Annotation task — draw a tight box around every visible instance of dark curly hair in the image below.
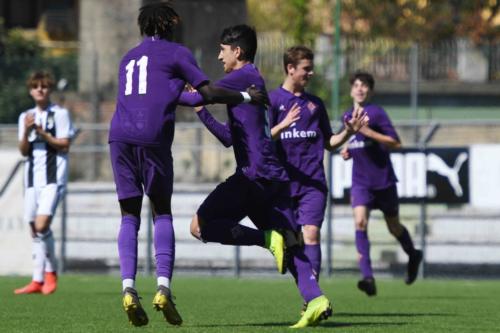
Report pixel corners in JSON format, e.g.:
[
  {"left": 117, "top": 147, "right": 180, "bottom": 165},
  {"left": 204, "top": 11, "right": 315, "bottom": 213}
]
[{"left": 138, "top": 1, "right": 180, "bottom": 40}]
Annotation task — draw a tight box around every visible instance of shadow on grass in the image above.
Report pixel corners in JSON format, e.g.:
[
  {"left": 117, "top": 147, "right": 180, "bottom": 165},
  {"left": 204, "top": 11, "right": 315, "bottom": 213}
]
[
  {"left": 190, "top": 321, "right": 408, "bottom": 328},
  {"left": 384, "top": 296, "right": 484, "bottom": 301},
  {"left": 336, "top": 312, "right": 455, "bottom": 318}
]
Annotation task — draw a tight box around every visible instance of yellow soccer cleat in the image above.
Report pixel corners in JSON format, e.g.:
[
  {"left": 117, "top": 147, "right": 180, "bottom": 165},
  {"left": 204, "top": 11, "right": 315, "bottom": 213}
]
[
  {"left": 152, "top": 285, "right": 183, "bottom": 326},
  {"left": 122, "top": 287, "right": 149, "bottom": 327},
  {"left": 290, "top": 295, "right": 332, "bottom": 328},
  {"left": 264, "top": 229, "right": 287, "bottom": 274}
]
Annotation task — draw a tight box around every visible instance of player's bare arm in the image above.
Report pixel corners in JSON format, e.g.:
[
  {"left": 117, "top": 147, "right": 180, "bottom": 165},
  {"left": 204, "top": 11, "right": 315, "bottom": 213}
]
[
  {"left": 340, "top": 146, "right": 351, "bottom": 160},
  {"left": 19, "top": 114, "right": 35, "bottom": 156},
  {"left": 270, "top": 102, "right": 300, "bottom": 140},
  {"left": 197, "top": 83, "right": 269, "bottom": 106}
]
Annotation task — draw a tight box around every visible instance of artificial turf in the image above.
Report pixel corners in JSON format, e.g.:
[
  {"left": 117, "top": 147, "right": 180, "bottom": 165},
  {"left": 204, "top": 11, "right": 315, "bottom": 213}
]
[{"left": 1, "top": 275, "right": 499, "bottom": 332}]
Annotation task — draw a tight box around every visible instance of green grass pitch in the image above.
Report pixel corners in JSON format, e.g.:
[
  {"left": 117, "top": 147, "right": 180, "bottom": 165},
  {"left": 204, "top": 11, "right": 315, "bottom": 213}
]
[{"left": 1, "top": 275, "right": 499, "bottom": 332}]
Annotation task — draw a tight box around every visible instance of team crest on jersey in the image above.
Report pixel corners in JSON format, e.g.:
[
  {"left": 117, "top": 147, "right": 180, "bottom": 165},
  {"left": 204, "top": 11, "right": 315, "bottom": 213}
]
[
  {"left": 279, "top": 105, "right": 286, "bottom": 112},
  {"left": 307, "top": 101, "right": 317, "bottom": 114}
]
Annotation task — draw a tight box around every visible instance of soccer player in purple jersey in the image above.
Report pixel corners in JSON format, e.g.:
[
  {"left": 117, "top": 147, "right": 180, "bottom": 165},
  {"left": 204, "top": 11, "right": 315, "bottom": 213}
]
[
  {"left": 109, "top": 3, "right": 268, "bottom": 327},
  {"left": 180, "top": 25, "right": 332, "bottom": 328},
  {"left": 340, "top": 71, "right": 423, "bottom": 296},
  {"left": 268, "top": 46, "right": 368, "bottom": 309}
]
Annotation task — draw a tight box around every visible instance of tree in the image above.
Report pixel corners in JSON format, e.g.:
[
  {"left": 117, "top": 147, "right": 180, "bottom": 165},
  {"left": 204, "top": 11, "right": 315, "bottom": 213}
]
[
  {"left": 0, "top": 25, "right": 77, "bottom": 123},
  {"left": 341, "top": 0, "right": 499, "bottom": 43},
  {"left": 247, "top": 0, "right": 500, "bottom": 44},
  {"left": 247, "top": 0, "right": 325, "bottom": 44}
]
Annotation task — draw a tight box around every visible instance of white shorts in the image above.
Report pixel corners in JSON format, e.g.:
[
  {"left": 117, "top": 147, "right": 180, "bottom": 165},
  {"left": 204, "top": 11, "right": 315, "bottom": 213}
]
[{"left": 23, "top": 184, "right": 65, "bottom": 223}]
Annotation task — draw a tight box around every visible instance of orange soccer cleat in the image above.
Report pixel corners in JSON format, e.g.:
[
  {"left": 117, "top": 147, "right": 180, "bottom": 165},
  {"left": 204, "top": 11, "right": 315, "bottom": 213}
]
[
  {"left": 14, "top": 281, "right": 43, "bottom": 295},
  {"left": 41, "top": 272, "right": 58, "bottom": 295}
]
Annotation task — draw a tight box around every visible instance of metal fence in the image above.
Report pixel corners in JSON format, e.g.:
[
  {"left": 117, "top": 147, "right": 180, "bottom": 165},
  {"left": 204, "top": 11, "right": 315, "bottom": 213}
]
[
  {"left": 255, "top": 35, "right": 500, "bottom": 106},
  {"left": 2, "top": 120, "right": 500, "bottom": 183},
  {"left": 2, "top": 33, "right": 500, "bottom": 277},
  {"left": 2, "top": 36, "right": 499, "bottom": 123},
  {"left": 1, "top": 120, "right": 500, "bottom": 277}
]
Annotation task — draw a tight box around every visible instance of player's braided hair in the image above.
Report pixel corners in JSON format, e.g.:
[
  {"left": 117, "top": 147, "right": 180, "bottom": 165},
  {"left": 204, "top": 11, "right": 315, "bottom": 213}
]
[{"left": 138, "top": 1, "right": 180, "bottom": 40}]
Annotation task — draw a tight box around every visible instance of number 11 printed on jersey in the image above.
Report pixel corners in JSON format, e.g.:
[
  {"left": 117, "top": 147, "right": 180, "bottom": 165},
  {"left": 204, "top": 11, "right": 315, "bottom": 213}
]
[{"left": 125, "top": 55, "right": 148, "bottom": 96}]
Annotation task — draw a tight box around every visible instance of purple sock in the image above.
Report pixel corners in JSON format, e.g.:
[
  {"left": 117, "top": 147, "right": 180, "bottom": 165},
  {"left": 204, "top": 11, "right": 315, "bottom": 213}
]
[
  {"left": 396, "top": 227, "right": 416, "bottom": 256},
  {"left": 287, "top": 247, "right": 323, "bottom": 303},
  {"left": 118, "top": 215, "right": 140, "bottom": 280},
  {"left": 304, "top": 244, "right": 322, "bottom": 281},
  {"left": 355, "top": 230, "right": 373, "bottom": 279},
  {"left": 154, "top": 215, "right": 175, "bottom": 279},
  {"left": 201, "top": 220, "right": 264, "bottom": 246}
]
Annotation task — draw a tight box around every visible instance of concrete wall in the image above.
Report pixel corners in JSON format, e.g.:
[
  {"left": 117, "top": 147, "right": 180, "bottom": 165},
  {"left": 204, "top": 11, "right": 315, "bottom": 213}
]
[
  {"left": 78, "top": 0, "right": 142, "bottom": 94},
  {"left": 0, "top": 150, "right": 31, "bottom": 276},
  {"left": 78, "top": 0, "right": 247, "bottom": 96}
]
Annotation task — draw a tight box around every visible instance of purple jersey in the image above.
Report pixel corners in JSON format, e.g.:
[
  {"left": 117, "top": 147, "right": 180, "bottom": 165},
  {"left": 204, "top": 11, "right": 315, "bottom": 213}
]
[
  {"left": 343, "top": 104, "right": 399, "bottom": 189},
  {"left": 109, "top": 37, "right": 209, "bottom": 147},
  {"left": 196, "top": 64, "right": 288, "bottom": 182},
  {"left": 269, "top": 87, "right": 333, "bottom": 195}
]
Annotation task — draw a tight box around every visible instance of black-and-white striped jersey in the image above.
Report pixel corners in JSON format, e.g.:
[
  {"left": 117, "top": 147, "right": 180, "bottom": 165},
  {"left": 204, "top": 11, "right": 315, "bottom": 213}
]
[{"left": 18, "top": 104, "right": 74, "bottom": 188}]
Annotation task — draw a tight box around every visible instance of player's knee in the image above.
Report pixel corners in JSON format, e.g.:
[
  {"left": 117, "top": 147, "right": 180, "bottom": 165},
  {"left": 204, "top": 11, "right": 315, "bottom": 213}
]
[
  {"left": 302, "top": 225, "right": 320, "bottom": 244},
  {"left": 119, "top": 196, "right": 142, "bottom": 217},
  {"left": 190, "top": 214, "right": 203, "bottom": 241},
  {"left": 354, "top": 218, "right": 367, "bottom": 231}
]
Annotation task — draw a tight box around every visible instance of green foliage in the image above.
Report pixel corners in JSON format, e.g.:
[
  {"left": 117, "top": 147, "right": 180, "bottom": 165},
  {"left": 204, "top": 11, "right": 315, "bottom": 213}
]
[
  {"left": 247, "top": 0, "right": 321, "bottom": 45},
  {"left": 340, "top": 0, "right": 499, "bottom": 43},
  {"left": 0, "top": 28, "right": 77, "bottom": 123},
  {"left": 249, "top": 0, "right": 499, "bottom": 44}
]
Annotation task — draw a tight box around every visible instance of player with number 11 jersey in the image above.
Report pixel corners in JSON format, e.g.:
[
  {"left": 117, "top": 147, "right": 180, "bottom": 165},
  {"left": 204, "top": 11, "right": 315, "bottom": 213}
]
[{"left": 108, "top": 2, "right": 268, "bottom": 327}]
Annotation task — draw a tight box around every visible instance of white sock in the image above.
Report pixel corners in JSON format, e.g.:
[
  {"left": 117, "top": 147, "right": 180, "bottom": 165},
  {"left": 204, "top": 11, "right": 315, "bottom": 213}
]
[
  {"left": 32, "top": 236, "right": 45, "bottom": 282},
  {"left": 41, "top": 230, "right": 57, "bottom": 273},
  {"left": 157, "top": 276, "right": 170, "bottom": 289},
  {"left": 122, "top": 278, "right": 135, "bottom": 291}
]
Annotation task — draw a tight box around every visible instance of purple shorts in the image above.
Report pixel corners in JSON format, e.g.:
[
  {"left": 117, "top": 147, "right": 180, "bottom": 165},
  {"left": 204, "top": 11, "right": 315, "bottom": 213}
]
[
  {"left": 109, "top": 141, "right": 173, "bottom": 201},
  {"left": 293, "top": 188, "right": 327, "bottom": 227},
  {"left": 350, "top": 185, "right": 399, "bottom": 216},
  {"left": 198, "top": 173, "right": 298, "bottom": 232}
]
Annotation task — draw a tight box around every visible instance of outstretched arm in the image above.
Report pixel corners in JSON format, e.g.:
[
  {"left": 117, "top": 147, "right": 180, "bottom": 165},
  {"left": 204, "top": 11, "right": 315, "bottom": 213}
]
[
  {"left": 179, "top": 83, "right": 269, "bottom": 107},
  {"left": 178, "top": 91, "right": 204, "bottom": 106},
  {"left": 195, "top": 106, "right": 232, "bottom": 147},
  {"left": 199, "top": 83, "right": 269, "bottom": 106}
]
